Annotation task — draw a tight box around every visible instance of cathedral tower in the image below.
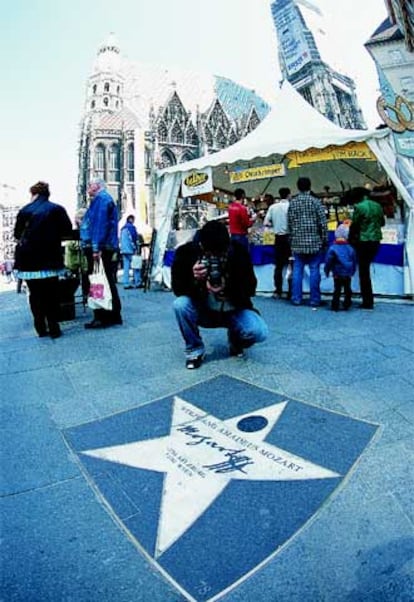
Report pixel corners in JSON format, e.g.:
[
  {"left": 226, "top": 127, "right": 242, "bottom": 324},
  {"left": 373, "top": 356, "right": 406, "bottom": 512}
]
[
  {"left": 271, "top": 0, "right": 365, "bottom": 129},
  {"left": 86, "top": 33, "right": 124, "bottom": 113}
]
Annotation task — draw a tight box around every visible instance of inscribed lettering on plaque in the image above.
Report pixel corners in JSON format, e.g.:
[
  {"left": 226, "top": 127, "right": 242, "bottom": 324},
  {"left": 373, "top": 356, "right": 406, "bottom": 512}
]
[{"left": 64, "top": 375, "right": 377, "bottom": 602}]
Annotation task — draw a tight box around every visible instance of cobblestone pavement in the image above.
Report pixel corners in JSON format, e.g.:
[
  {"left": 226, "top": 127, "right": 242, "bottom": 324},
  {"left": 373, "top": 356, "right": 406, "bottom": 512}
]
[{"left": 1, "top": 284, "right": 413, "bottom": 601}]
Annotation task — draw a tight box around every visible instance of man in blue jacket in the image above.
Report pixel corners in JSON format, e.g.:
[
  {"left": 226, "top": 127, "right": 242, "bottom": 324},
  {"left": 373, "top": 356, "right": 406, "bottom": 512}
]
[{"left": 81, "top": 178, "right": 122, "bottom": 328}]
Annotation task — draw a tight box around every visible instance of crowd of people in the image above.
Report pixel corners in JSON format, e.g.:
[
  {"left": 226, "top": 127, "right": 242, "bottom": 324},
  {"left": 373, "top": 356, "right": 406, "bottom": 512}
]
[
  {"left": 11, "top": 178, "right": 148, "bottom": 338},
  {"left": 261, "top": 178, "right": 385, "bottom": 311},
  {"left": 170, "top": 177, "right": 387, "bottom": 369},
  {"left": 10, "top": 175, "right": 387, "bottom": 370}
]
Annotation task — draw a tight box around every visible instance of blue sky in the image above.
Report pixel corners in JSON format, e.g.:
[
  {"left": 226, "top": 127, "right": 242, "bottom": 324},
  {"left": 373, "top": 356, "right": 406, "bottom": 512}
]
[{"left": 1, "top": 0, "right": 386, "bottom": 216}]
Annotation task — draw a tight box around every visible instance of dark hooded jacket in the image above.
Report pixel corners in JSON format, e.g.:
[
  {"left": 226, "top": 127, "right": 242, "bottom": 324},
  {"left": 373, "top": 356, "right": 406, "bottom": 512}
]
[
  {"left": 14, "top": 196, "right": 72, "bottom": 271},
  {"left": 171, "top": 238, "right": 257, "bottom": 310}
]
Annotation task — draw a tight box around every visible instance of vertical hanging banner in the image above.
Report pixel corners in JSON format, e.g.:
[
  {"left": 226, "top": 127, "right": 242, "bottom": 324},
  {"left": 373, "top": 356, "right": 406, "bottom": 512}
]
[
  {"left": 376, "top": 66, "right": 414, "bottom": 158},
  {"left": 273, "top": 0, "right": 312, "bottom": 76},
  {"left": 181, "top": 167, "right": 213, "bottom": 197}
]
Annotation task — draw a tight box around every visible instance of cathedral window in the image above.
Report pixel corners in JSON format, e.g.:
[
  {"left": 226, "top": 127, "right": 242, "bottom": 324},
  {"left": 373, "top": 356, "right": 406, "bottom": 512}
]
[
  {"left": 108, "top": 143, "right": 121, "bottom": 182},
  {"left": 158, "top": 121, "right": 168, "bottom": 143},
  {"left": 185, "top": 124, "right": 198, "bottom": 146},
  {"left": 91, "top": 100, "right": 95, "bottom": 109},
  {"left": 246, "top": 110, "right": 260, "bottom": 134},
  {"left": 117, "top": 85, "right": 120, "bottom": 94},
  {"left": 144, "top": 148, "right": 151, "bottom": 170},
  {"left": 104, "top": 82, "right": 110, "bottom": 92},
  {"left": 171, "top": 121, "right": 184, "bottom": 144},
  {"left": 300, "top": 87, "right": 312, "bottom": 105},
  {"left": 215, "top": 127, "right": 226, "bottom": 149},
  {"left": 94, "top": 144, "right": 105, "bottom": 179},
  {"left": 168, "top": 92, "right": 186, "bottom": 122},
  {"left": 92, "top": 84, "right": 97, "bottom": 94},
  {"left": 161, "top": 149, "right": 176, "bottom": 168},
  {"left": 115, "top": 100, "right": 119, "bottom": 109},
  {"left": 227, "top": 129, "right": 238, "bottom": 146},
  {"left": 204, "top": 126, "right": 213, "bottom": 148},
  {"left": 103, "top": 97, "right": 109, "bottom": 107},
  {"left": 127, "top": 143, "right": 134, "bottom": 182},
  {"left": 208, "top": 100, "right": 229, "bottom": 131},
  {"left": 180, "top": 151, "right": 194, "bottom": 163}
]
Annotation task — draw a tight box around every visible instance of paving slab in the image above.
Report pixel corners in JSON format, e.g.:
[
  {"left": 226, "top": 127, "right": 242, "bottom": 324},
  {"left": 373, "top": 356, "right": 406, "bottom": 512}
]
[
  {"left": 1, "top": 478, "right": 184, "bottom": 601},
  {"left": 0, "top": 288, "right": 413, "bottom": 601}
]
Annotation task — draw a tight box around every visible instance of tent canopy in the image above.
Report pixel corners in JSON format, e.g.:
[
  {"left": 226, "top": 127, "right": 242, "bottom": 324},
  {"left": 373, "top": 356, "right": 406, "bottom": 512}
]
[
  {"left": 159, "top": 81, "right": 389, "bottom": 195},
  {"left": 153, "top": 82, "right": 414, "bottom": 293}
]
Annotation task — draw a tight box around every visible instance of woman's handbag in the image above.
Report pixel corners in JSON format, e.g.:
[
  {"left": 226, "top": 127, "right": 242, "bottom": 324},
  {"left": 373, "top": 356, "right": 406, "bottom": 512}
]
[
  {"left": 88, "top": 258, "right": 112, "bottom": 311},
  {"left": 131, "top": 253, "right": 142, "bottom": 269}
]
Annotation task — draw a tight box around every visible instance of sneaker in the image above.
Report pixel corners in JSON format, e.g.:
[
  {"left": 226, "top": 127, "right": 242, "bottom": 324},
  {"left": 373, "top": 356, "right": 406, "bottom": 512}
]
[{"left": 185, "top": 355, "right": 204, "bottom": 370}]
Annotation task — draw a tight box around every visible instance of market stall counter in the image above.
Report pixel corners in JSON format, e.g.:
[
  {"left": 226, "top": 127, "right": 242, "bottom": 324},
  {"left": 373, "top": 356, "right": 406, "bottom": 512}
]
[{"left": 162, "top": 225, "right": 405, "bottom": 296}]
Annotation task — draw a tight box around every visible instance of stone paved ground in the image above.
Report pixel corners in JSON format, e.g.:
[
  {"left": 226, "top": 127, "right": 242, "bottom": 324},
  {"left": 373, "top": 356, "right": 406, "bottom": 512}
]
[{"left": 1, "top": 281, "right": 413, "bottom": 601}]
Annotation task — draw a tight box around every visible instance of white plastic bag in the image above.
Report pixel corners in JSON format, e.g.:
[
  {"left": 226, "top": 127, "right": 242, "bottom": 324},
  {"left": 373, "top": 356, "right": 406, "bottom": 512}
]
[
  {"left": 131, "top": 254, "right": 142, "bottom": 269},
  {"left": 88, "top": 258, "right": 112, "bottom": 311}
]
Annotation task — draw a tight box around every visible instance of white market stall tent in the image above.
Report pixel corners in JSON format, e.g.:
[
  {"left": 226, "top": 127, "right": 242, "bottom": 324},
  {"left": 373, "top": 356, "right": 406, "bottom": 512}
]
[{"left": 153, "top": 81, "right": 414, "bottom": 296}]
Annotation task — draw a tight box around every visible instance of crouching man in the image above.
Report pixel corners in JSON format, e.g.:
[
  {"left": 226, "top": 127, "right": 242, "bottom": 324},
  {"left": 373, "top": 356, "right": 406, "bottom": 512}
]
[{"left": 172, "top": 220, "right": 268, "bottom": 369}]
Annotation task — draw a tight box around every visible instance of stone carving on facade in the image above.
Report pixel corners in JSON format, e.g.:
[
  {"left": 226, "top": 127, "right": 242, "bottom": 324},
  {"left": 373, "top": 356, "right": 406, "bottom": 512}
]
[{"left": 77, "top": 35, "right": 270, "bottom": 220}]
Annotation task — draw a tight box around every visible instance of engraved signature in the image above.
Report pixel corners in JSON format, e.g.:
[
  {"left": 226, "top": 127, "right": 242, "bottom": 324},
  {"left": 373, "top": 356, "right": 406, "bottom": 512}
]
[{"left": 177, "top": 425, "right": 254, "bottom": 474}]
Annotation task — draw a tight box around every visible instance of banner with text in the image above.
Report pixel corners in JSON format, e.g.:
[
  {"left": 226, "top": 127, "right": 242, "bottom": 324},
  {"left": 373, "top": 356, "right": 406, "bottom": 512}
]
[
  {"left": 229, "top": 163, "right": 285, "bottom": 184},
  {"left": 274, "top": 0, "right": 312, "bottom": 76},
  {"left": 287, "top": 142, "right": 377, "bottom": 168}
]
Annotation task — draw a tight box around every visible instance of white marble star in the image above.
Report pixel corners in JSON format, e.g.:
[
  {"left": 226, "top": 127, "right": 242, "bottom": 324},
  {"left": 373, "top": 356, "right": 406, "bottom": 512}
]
[{"left": 82, "top": 396, "right": 340, "bottom": 557}]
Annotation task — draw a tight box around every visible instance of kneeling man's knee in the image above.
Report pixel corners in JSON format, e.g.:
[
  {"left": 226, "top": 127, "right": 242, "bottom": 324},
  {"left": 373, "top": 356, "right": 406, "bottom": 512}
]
[{"left": 173, "top": 295, "right": 191, "bottom": 313}]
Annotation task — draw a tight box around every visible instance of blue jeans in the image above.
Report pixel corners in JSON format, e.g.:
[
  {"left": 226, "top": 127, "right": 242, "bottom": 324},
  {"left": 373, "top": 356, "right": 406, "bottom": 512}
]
[
  {"left": 173, "top": 296, "right": 268, "bottom": 359},
  {"left": 122, "top": 254, "right": 141, "bottom": 287},
  {"left": 291, "top": 251, "right": 324, "bottom": 306},
  {"left": 230, "top": 234, "right": 249, "bottom": 250}
]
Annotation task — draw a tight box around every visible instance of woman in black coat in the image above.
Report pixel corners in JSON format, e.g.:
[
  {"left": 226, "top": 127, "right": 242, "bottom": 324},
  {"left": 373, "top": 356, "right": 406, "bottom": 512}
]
[{"left": 14, "top": 181, "right": 72, "bottom": 338}]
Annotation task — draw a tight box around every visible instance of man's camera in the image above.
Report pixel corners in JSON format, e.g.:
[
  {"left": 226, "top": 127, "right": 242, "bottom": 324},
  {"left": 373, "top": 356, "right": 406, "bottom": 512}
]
[{"left": 201, "top": 256, "right": 223, "bottom": 288}]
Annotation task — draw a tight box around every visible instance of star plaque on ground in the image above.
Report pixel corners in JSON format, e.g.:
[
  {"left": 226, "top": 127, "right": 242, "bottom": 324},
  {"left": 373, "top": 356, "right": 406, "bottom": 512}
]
[{"left": 64, "top": 375, "right": 378, "bottom": 602}]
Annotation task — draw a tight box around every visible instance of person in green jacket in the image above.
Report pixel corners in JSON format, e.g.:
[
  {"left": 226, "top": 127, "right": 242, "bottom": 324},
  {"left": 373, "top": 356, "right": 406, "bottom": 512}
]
[{"left": 350, "top": 187, "right": 385, "bottom": 309}]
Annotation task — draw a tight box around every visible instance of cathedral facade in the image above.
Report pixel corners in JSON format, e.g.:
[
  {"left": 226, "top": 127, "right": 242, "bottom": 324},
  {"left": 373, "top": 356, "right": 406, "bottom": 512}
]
[
  {"left": 77, "top": 35, "right": 269, "bottom": 223},
  {"left": 271, "top": 0, "right": 365, "bottom": 129}
]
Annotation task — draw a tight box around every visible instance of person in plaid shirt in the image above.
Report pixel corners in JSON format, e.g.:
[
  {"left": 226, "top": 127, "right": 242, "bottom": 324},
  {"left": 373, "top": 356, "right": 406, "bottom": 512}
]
[{"left": 287, "top": 177, "right": 328, "bottom": 307}]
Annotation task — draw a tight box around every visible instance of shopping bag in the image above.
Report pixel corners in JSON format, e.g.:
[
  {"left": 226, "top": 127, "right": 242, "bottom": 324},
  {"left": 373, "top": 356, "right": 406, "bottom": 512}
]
[
  {"left": 131, "top": 254, "right": 142, "bottom": 269},
  {"left": 88, "top": 258, "right": 112, "bottom": 311}
]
